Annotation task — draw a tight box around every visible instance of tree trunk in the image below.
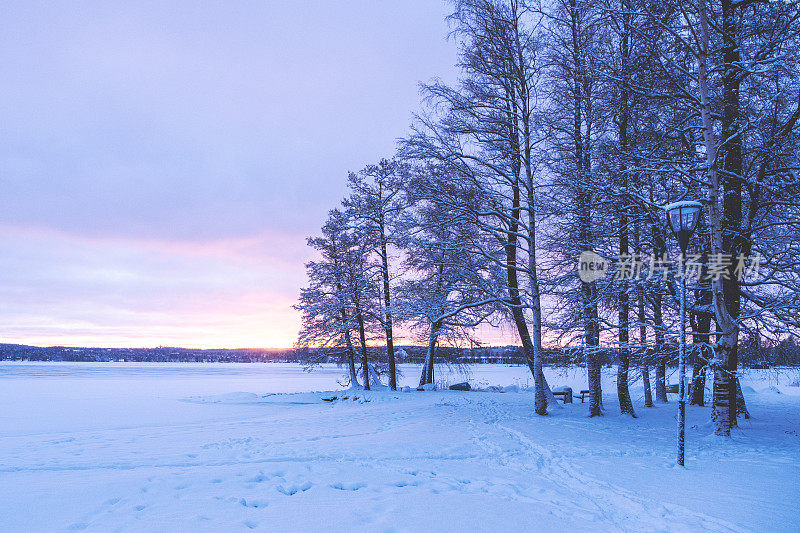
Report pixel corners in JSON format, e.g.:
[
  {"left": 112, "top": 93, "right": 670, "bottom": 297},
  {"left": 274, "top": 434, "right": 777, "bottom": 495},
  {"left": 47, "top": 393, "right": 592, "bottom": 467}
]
[
  {"left": 690, "top": 363, "right": 705, "bottom": 406},
  {"left": 336, "top": 273, "right": 360, "bottom": 388},
  {"left": 427, "top": 341, "right": 435, "bottom": 386},
  {"left": 419, "top": 321, "right": 440, "bottom": 387},
  {"left": 504, "top": 90, "right": 558, "bottom": 411},
  {"left": 712, "top": 368, "right": 731, "bottom": 432},
  {"left": 344, "top": 327, "right": 360, "bottom": 388},
  {"left": 334, "top": 247, "right": 360, "bottom": 388},
  {"left": 690, "top": 298, "right": 712, "bottom": 406},
  {"left": 632, "top": 161, "right": 651, "bottom": 408},
  {"left": 653, "top": 289, "right": 668, "bottom": 403},
  {"left": 617, "top": 260, "right": 635, "bottom": 415},
  {"left": 356, "top": 310, "right": 370, "bottom": 391},
  {"left": 528, "top": 259, "right": 548, "bottom": 415},
  {"left": 569, "top": 0, "right": 601, "bottom": 417},
  {"left": 698, "top": 0, "right": 739, "bottom": 436},
  {"left": 379, "top": 234, "right": 397, "bottom": 390},
  {"left": 522, "top": 72, "right": 548, "bottom": 416},
  {"left": 638, "top": 282, "right": 653, "bottom": 407},
  {"left": 587, "top": 348, "right": 602, "bottom": 417},
  {"left": 523, "top": 130, "right": 548, "bottom": 414},
  {"left": 719, "top": 0, "right": 744, "bottom": 429},
  {"left": 642, "top": 367, "right": 653, "bottom": 408},
  {"left": 735, "top": 377, "right": 750, "bottom": 419},
  {"left": 616, "top": 6, "right": 634, "bottom": 417}
]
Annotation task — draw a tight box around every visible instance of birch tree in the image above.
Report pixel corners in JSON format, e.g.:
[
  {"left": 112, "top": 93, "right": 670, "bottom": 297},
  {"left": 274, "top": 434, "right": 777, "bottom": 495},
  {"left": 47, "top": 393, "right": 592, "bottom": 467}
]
[
  {"left": 295, "top": 209, "right": 373, "bottom": 387},
  {"left": 344, "top": 160, "right": 406, "bottom": 390},
  {"left": 398, "top": 165, "right": 503, "bottom": 386},
  {"left": 538, "top": 0, "right": 605, "bottom": 416},
  {"left": 402, "top": 0, "right": 558, "bottom": 413}
]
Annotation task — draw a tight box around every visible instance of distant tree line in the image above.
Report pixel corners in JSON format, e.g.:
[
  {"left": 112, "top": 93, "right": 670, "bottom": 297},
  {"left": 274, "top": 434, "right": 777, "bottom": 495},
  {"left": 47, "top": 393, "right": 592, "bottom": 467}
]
[
  {"left": 296, "top": 0, "right": 800, "bottom": 436},
  {"left": 5, "top": 340, "right": 800, "bottom": 367},
  {"left": 0, "top": 344, "right": 295, "bottom": 363}
]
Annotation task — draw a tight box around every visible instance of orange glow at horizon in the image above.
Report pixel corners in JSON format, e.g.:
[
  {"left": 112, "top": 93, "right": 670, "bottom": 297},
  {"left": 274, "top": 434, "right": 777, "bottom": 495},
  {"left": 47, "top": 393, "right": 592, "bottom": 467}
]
[{"left": 1, "top": 310, "right": 302, "bottom": 349}]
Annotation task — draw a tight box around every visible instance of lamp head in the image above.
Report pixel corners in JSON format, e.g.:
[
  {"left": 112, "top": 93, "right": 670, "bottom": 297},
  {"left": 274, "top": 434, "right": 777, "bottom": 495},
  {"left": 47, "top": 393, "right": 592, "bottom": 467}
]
[{"left": 665, "top": 200, "right": 703, "bottom": 253}]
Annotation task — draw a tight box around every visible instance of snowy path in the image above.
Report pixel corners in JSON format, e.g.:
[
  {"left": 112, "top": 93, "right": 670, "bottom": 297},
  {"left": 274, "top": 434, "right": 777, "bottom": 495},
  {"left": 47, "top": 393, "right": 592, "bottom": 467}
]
[{"left": 0, "top": 363, "right": 798, "bottom": 532}]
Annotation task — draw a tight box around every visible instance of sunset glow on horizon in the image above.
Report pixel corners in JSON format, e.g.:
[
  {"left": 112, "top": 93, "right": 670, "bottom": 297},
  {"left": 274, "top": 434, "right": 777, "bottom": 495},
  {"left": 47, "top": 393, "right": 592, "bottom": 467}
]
[{"left": 0, "top": 223, "right": 306, "bottom": 348}]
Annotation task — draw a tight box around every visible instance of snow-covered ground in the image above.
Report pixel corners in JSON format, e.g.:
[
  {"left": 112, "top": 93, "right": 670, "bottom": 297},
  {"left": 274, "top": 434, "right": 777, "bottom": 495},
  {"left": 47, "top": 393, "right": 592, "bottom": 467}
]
[{"left": 0, "top": 362, "right": 798, "bottom": 532}]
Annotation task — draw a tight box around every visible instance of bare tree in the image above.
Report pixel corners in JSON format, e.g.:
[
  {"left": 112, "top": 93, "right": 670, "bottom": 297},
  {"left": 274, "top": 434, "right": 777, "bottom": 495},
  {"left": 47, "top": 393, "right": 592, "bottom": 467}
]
[
  {"left": 537, "top": 0, "right": 605, "bottom": 416},
  {"left": 295, "top": 209, "right": 374, "bottom": 387},
  {"left": 344, "top": 160, "right": 406, "bottom": 390},
  {"left": 399, "top": 164, "right": 504, "bottom": 386},
  {"left": 402, "top": 0, "right": 559, "bottom": 413}
]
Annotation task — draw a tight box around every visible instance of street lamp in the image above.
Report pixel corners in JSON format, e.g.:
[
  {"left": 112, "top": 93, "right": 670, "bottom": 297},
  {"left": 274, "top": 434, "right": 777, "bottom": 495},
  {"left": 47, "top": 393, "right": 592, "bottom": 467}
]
[{"left": 665, "top": 200, "right": 703, "bottom": 467}]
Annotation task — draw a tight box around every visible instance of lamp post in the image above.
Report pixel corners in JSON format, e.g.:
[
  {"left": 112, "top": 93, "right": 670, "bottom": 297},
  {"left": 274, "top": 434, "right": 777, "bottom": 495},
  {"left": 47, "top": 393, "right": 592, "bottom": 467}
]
[{"left": 665, "top": 200, "right": 702, "bottom": 467}]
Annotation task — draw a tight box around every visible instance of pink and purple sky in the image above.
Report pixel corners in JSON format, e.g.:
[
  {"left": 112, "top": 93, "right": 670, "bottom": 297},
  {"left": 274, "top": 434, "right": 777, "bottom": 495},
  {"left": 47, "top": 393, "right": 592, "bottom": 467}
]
[{"left": 0, "top": 1, "right": 476, "bottom": 348}]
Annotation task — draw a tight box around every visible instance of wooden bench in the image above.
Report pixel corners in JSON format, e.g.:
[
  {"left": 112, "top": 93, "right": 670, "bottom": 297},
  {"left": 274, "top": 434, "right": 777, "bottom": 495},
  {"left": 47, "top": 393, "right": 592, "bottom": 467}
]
[
  {"left": 575, "top": 389, "right": 590, "bottom": 403},
  {"left": 552, "top": 390, "right": 572, "bottom": 404}
]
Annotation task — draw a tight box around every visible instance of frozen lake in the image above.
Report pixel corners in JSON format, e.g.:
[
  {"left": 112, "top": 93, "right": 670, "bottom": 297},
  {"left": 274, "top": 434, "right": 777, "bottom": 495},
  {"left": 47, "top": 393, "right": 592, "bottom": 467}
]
[
  {"left": 0, "top": 362, "right": 798, "bottom": 531},
  {"left": 0, "top": 362, "right": 546, "bottom": 436}
]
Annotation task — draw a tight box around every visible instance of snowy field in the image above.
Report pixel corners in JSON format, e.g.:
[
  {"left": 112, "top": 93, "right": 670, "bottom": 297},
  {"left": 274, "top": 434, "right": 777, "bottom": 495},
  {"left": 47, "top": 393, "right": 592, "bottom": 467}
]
[{"left": 0, "top": 362, "right": 798, "bottom": 532}]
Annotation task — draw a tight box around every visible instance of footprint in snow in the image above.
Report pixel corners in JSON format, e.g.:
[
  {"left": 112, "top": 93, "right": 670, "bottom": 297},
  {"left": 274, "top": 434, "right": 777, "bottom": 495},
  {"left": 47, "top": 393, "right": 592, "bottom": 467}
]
[
  {"left": 240, "top": 498, "right": 269, "bottom": 508},
  {"left": 248, "top": 470, "right": 285, "bottom": 483},
  {"left": 391, "top": 480, "right": 421, "bottom": 488},
  {"left": 330, "top": 481, "right": 366, "bottom": 491},
  {"left": 276, "top": 481, "right": 312, "bottom": 495}
]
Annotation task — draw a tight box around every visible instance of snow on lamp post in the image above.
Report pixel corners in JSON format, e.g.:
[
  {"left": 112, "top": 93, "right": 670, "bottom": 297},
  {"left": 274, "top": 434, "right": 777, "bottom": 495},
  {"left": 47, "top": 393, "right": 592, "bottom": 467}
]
[{"left": 665, "top": 200, "right": 702, "bottom": 467}]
